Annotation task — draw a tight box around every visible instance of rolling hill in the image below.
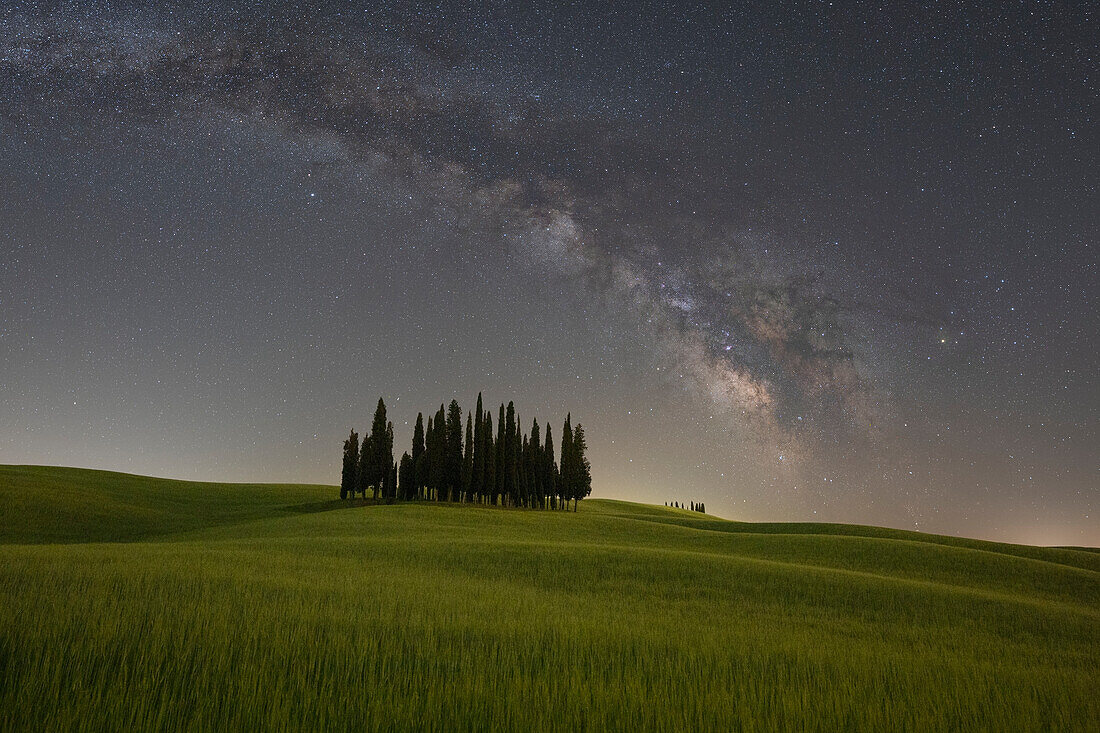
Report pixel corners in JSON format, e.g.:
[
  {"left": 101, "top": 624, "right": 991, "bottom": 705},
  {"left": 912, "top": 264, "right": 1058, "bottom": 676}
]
[{"left": 1, "top": 465, "right": 1096, "bottom": 730}]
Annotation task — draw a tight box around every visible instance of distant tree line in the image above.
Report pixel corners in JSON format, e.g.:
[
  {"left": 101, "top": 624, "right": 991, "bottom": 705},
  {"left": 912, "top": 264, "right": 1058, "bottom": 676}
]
[
  {"left": 666, "top": 500, "right": 706, "bottom": 514},
  {"left": 341, "top": 394, "right": 592, "bottom": 510}
]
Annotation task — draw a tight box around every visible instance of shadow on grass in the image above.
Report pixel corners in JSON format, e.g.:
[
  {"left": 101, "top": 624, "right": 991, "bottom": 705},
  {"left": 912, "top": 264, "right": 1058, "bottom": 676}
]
[{"left": 282, "top": 498, "right": 385, "bottom": 514}]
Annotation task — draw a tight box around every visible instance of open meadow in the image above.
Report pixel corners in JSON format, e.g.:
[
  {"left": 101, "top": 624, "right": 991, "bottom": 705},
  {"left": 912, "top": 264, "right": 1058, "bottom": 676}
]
[{"left": 1, "top": 465, "right": 1097, "bottom": 730}]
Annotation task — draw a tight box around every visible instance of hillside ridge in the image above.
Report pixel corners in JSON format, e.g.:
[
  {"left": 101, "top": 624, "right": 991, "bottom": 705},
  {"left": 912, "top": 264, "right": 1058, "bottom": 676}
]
[{"left": 2, "top": 465, "right": 1096, "bottom": 573}]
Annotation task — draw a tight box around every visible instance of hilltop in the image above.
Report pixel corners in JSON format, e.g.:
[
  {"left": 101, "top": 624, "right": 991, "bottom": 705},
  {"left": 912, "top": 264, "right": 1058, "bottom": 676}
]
[{"left": 1, "top": 465, "right": 1097, "bottom": 729}]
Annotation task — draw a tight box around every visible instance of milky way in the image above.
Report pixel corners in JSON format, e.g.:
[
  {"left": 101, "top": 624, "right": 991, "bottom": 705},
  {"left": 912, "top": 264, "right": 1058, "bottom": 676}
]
[{"left": 1, "top": 2, "right": 1095, "bottom": 544}]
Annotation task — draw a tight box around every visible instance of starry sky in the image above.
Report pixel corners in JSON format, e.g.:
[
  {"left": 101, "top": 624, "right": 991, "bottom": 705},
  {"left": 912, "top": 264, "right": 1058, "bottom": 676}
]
[{"left": 1, "top": 1, "right": 1095, "bottom": 545}]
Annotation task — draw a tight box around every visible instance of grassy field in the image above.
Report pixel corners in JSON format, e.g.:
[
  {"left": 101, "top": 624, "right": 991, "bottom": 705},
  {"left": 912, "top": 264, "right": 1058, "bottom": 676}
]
[{"left": 0, "top": 465, "right": 1097, "bottom": 730}]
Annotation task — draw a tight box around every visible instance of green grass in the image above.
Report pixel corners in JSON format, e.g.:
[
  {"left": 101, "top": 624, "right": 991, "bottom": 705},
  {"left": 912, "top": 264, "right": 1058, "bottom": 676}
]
[
  {"left": 0, "top": 465, "right": 335, "bottom": 544},
  {"left": 1, "top": 465, "right": 1097, "bottom": 730}
]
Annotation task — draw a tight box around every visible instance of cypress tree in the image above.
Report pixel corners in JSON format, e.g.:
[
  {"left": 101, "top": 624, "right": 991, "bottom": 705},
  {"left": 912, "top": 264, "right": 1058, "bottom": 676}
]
[
  {"left": 421, "top": 415, "right": 434, "bottom": 500},
  {"left": 543, "top": 423, "right": 556, "bottom": 509},
  {"left": 358, "top": 432, "right": 373, "bottom": 499},
  {"left": 384, "top": 460, "right": 397, "bottom": 501},
  {"left": 445, "top": 399, "right": 463, "bottom": 502},
  {"left": 341, "top": 429, "right": 359, "bottom": 500},
  {"left": 399, "top": 452, "right": 413, "bottom": 500},
  {"left": 515, "top": 412, "right": 524, "bottom": 506},
  {"left": 462, "top": 411, "right": 474, "bottom": 502},
  {"left": 504, "top": 401, "right": 517, "bottom": 506},
  {"left": 473, "top": 393, "right": 485, "bottom": 501},
  {"left": 513, "top": 420, "right": 523, "bottom": 506},
  {"left": 529, "top": 419, "right": 542, "bottom": 508},
  {"left": 559, "top": 418, "right": 591, "bottom": 510},
  {"left": 412, "top": 413, "right": 425, "bottom": 498},
  {"left": 484, "top": 412, "right": 496, "bottom": 505},
  {"left": 560, "top": 415, "right": 573, "bottom": 510},
  {"left": 362, "top": 398, "right": 390, "bottom": 500},
  {"left": 430, "top": 404, "right": 446, "bottom": 500},
  {"left": 569, "top": 422, "right": 591, "bottom": 511},
  {"left": 519, "top": 432, "right": 529, "bottom": 508},
  {"left": 423, "top": 411, "right": 434, "bottom": 499},
  {"left": 495, "top": 404, "right": 505, "bottom": 505},
  {"left": 382, "top": 421, "right": 395, "bottom": 497}
]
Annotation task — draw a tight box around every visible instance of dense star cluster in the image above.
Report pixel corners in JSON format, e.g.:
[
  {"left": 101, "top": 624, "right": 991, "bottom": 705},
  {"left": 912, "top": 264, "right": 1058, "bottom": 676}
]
[{"left": 0, "top": 2, "right": 1094, "bottom": 544}]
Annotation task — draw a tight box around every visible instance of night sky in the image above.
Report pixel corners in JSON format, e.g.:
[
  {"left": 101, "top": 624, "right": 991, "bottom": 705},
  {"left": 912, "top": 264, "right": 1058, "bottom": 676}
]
[{"left": 1, "top": 2, "right": 1095, "bottom": 545}]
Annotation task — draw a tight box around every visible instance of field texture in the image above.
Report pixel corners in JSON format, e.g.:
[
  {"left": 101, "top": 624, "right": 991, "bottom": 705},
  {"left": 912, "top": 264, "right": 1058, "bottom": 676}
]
[{"left": 1, "top": 465, "right": 1097, "bottom": 730}]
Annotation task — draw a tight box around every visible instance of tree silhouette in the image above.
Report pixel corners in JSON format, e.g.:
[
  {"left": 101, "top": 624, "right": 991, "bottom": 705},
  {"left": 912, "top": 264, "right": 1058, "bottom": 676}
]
[
  {"left": 560, "top": 415, "right": 573, "bottom": 510},
  {"left": 543, "top": 423, "right": 557, "bottom": 509},
  {"left": 341, "top": 430, "right": 359, "bottom": 500},
  {"left": 473, "top": 393, "right": 485, "bottom": 503},
  {"left": 383, "top": 421, "right": 395, "bottom": 497},
  {"left": 341, "top": 395, "right": 592, "bottom": 510},
  {"left": 357, "top": 398, "right": 392, "bottom": 500},
  {"left": 529, "top": 419, "right": 542, "bottom": 508},
  {"left": 462, "top": 411, "right": 474, "bottom": 502},
  {"left": 383, "top": 459, "right": 397, "bottom": 501},
  {"left": 495, "top": 404, "right": 505, "bottom": 506},
  {"left": 423, "top": 414, "right": 435, "bottom": 499},
  {"left": 357, "top": 432, "right": 372, "bottom": 499},
  {"left": 398, "top": 451, "right": 413, "bottom": 500},
  {"left": 445, "top": 399, "right": 463, "bottom": 502},
  {"left": 520, "top": 431, "right": 530, "bottom": 507},
  {"left": 411, "top": 413, "right": 425, "bottom": 500},
  {"left": 429, "top": 405, "right": 446, "bottom": 500},
  {"left": 484, "top": 412, "right": 496, "bottom": 506},
  {"left": 570, "top": 424, "right": 591, "bottom": 510},
  {"left": 504, "top": 401, "right": 517, "bottom": 506}
]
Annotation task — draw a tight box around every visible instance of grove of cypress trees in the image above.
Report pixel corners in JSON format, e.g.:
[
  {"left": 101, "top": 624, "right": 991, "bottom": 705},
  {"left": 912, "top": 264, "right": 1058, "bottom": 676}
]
[{"left": 341, "top": 395, "right": 592, "bottom": 510}]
